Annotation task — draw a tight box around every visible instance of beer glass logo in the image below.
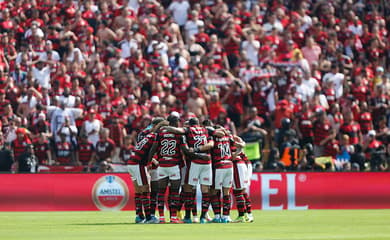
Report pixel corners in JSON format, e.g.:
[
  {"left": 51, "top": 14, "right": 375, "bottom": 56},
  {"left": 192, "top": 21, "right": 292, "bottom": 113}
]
[{"left": 92, "top": 175, "right": 129, "bottom": 211}]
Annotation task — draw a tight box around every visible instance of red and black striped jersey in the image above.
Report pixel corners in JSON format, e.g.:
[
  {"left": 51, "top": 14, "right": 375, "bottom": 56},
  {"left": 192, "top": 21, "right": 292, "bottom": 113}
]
[
  {"left": 33, "top": 141, "right": 50, "bottom": 164},
  {"left": 55, "top": 141, "right": 72, "bottom": 165},
  {"left": 211, "top": 133, "right": 234, "bottom": 169},
  {"left": 128, "top": 132, "right": 156, "bottom": 165},
  {"left": 78, "top": 141, "right": 94, "bottom": 164},
  {"left": 185, "top": 126, "right": 212, "bottom": 164},
  {"left": 12, "top": 138, "right": 32, "bottom": 161},
  {"left": 359, "top": 112, "right": 373, "bottom": 135},
  {"left": 313, "top": 120, "right": 332, "bottom": 145},
  {"left": 298, "top": 112, "right": 314, "bottom": 138},
  {"left": 155, "top": 130, "right": 185, "bottom": 167}
]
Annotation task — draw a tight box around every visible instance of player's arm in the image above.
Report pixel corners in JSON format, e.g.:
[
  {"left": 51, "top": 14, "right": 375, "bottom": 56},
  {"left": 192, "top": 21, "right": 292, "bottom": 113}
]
[
  {"left": 151, "top": 120, "right": 169, "bottom": 132},
  {"left": 162, "top": 126, "right": 186, "bottom": 134},
  {"left": 233, "top": 135, "right": 246, "bottom": 149},
  {"left": 196, "top": 139, "right": 214, "bottom": 152},
  {"left": 232, "top": 147, "right": 243, "bottom": 162},
  {"left": 147, "top": 141, "right": 159, "bottom": 164},
  {"left": 180, "top": 136, "right": 210, "bottom": 161}
]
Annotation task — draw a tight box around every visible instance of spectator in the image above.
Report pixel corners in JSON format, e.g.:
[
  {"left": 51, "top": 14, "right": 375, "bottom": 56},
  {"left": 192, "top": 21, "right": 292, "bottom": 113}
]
[
  {"left": 15, "top": 144, "right": 38, "bottom": 173},
  {"left": 0, "top": 133, "right": 13, "bottom": 172}
]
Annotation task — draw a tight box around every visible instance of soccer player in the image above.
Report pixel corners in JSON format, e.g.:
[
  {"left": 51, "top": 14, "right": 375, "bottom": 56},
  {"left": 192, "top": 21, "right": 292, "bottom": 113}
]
[
  {"left": 127, "top": 117, "right": 167, "bottom": 224},
  {"left": 231, "top": 136, "right": 252, "bottom": 223},
  {"left": 209, "top": 127, "right": 245, "bottom": 223},
  {"left": 163, "top": 117, "right": 214, "bottom": 223}
]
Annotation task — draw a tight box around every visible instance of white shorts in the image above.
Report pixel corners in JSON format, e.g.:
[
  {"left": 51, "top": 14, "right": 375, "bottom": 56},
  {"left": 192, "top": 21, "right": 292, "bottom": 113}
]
[
  {"left": 127, "top": 164, "right": 150, "bottom": 186},
  {"left": 233, "top": 163, "right": 248, "bottom": 190},
  {"left": 158, "top": 165, "right": 181, "bottom": 180},
  {"left": 181, "top": 165, "right": 187, "bottom": 186},
  {"left": 188, "top": 162, "right": 212, "bottom": 186},
  {"left": 149, "top": 168, "right": 159, "bottom": 182},
  {"left": 214, "top": 167, "right": 233, "bottom": 190},
  {"left": 246, "top": 163, "right": 253, "bottom": 189}
]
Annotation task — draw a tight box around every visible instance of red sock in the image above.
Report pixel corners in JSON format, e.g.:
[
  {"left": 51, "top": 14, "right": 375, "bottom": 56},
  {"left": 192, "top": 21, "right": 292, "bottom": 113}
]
[
  {"left": 141, "top": 192, "right": 151, "bottom": 218},
  {"left": 211, "top": 192, "right": 221, "bottom": 216},
  {"left": 233, "top": 190, "right": 245, "bottom": 216},
  {"left": 200, "top": 192, "right": 210, "bottom": 219},
  {"left": 157, "top": 191, "right": 165, "bottom": 217},
  {"left": 135, "top": 193, "right": 143, "bottom": 217},
  {"left": 191, "top": 191, "right": 197, "bottom": 217},
  {"left": 243, "top": 192, "right": 252, "bottom": 214},
  {"left": 222, "top": 195, "right": 231, "bottom": 216}
]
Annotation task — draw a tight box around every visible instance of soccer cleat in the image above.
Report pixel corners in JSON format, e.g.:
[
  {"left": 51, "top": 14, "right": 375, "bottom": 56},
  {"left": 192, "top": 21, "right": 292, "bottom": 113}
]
[
  {"left": 200, "top": 218, "right": 207, "bottom": 224},
  {"left": 159, "top": 217, "right": 166, "bottom": 224},
  {"left": 170, "top": 218, "right": 182, "bottom": 224},
  {"left": 232, "top": 216, "right": 246, "bottom": 223},
  {"left": 210, "top": 217, "right": 221, "bottom": 223},
  {"left": 177, "top": 211, "right": 184, "bottom": 220},
  {"left": 145, "top": 216, "right": 159, "bottom": 224},
  {"left": 221, "top": 216, "right": 231, "bottom": 223},
  {"left": 192, "top": 216, "right": 199, "bottom": 223},
  {"left": 182, "top": 218, "right": 192, "bottom": 224},
  {"left": 245, "top": 213, "right": 254, "bottom": 223},
  {"left": 135, "top": 215, "right": 145, "bottom": 224},
  {"left": 205, "top": 212, "right": 212, "bottom": 222}
]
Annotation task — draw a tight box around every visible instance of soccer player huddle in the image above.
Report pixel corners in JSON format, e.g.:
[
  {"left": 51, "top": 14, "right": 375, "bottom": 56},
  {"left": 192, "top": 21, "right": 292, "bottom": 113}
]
[{"left": 123, "top": 113, "right": 253, "bottom": 224}]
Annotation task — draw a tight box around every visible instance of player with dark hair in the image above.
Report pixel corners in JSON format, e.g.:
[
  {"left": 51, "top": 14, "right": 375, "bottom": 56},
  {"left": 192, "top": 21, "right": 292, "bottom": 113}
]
[
  {"left": 163, "top": 117, "right": 214, "bottom": 223},
  {"left": 127, "top": 117, "right": 167, "bottom": 224},
  {"left": 209, "top": 126, "right": 244, "bottom": 223},
  {"left": 231, "top": 136, "right": 253, "bottom": 223}
]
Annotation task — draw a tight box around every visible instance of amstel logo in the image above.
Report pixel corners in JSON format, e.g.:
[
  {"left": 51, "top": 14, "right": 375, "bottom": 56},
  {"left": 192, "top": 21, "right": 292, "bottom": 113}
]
[{"left": 92, "top": 175, "right": 129, "bottom": 211}]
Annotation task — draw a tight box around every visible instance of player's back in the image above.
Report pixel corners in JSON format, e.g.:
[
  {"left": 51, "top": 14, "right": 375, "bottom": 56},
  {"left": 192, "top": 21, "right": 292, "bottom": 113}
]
[
  {"left": 156, "top": 129, "right": 183, "bottom": 167},
  {"left": 130, "top": 132, "right": 156, "bottom": 165},
  {"left": 185, "top": 126, "right": 211, "bottom": 164},
  {"left": 211, "top": 133, "right": 234, "bottom": 169}
]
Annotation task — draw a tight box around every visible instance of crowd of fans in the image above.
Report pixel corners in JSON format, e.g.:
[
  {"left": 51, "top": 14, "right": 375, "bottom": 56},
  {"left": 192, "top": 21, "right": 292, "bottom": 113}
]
[{"left": 0, "top": 0, "right": 389, "bottom": 173}]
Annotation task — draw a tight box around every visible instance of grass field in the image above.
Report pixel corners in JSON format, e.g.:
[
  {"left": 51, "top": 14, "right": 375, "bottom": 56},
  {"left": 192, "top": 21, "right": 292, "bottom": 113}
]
[{"left": 0, "top": 210, "right": 389, "bottom": 240}]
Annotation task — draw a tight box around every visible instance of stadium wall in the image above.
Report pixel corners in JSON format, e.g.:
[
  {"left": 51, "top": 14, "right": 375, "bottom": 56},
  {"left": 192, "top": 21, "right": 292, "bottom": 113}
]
[{"left": 1, "top": 172, "right": 390, "bottom": 211}]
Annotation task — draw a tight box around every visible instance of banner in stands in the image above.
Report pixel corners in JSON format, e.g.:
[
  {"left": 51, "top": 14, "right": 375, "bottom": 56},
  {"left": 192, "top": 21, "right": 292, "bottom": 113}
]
[{"left": 0, "top": 172, "right": 389, "bottom": 211}]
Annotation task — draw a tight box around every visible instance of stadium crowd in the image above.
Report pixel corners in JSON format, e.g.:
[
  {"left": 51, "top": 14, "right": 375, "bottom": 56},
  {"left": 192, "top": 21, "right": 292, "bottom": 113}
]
[{"left": 0, "top": 0, "right": 389, "bottom": 173}]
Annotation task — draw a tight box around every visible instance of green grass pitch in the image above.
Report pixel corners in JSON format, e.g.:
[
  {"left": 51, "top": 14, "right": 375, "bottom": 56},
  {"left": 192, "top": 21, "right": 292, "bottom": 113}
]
[{"left": 0, "top": 210, "right": 389, "bottom": 240}]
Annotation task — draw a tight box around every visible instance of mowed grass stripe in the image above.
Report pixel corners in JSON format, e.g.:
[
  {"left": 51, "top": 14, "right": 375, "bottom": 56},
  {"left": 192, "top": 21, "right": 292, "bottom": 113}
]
[{"left": 0, "top": 210, "right": 389, "bottom": 240}]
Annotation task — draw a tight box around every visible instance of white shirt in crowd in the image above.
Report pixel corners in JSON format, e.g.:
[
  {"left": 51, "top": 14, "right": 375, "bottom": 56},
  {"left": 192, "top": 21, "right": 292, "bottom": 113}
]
[
  {"left": 48, "top": 106, "right": 83, "bottom": 141},
  {"left": 295, "top": 83, "right": 311, "bottom": 102},
  {"left": 120, "top": 38, "right": 138, "bottom": 59},
  {"left": 32, "top": 66, "right": 51, "bottom": 89},
  {"left": 303, "top": 77, "right": 319, "bottom": 99},
  {"left": 41, "top": 50, "right": 61, "bottom": 62},
  {"left": 322, "top": 72, "right": 345, "bottom": 99},
  {"left": 184, "top": 19, "right": 204, "bottom": 39},
  {"left": 241, "top": 40, "right": 260, "bottom": 66},
  {"left": 83, "top": 119, "right": 102, "bottom": 146},
  {"left": 168, "top": 0, "right": 190, "bottom": 26}
]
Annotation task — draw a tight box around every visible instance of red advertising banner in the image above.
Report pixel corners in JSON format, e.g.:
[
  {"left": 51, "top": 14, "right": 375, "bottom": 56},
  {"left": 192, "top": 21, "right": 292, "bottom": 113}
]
[{"left": 0, "top": 172, "right": 390, "bottom": 211}]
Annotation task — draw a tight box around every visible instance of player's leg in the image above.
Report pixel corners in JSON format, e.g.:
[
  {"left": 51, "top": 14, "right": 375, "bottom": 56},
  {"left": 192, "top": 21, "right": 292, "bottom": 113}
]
[
  {"left": 149, "top": 168, "right": 159, "bottom": 219},
  {"left": 133, "top": 181, "right": 145, "bottom": 222},
  {"left": 127, "top": 164, "right": 145, "bottom": 223},
  {"left": 157, "top": 173, "right": 169, "bottom": 223},
  {"left": 244, "top": 163, "right": 253, "bottom": 222},
  {"left": 199, "top": 164, "right": 212, "bottom": 223},
  {"left": 137, "top": 165, "right": 155, "bottom": 223},
  {"left": 232, "top": 163, "right": 247, "bottom": 223},
  {"left": 210, "top": 168, "right": 222, "bottom": 222},
  {"left": 221, "top": 168, "right": 233, "bottom": 223},
  {"left": 183, "top": 163, "right": 198, "bottom": 223},
  {"left": 169, "top": 178, "right": 182, "bottom": 223}
]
